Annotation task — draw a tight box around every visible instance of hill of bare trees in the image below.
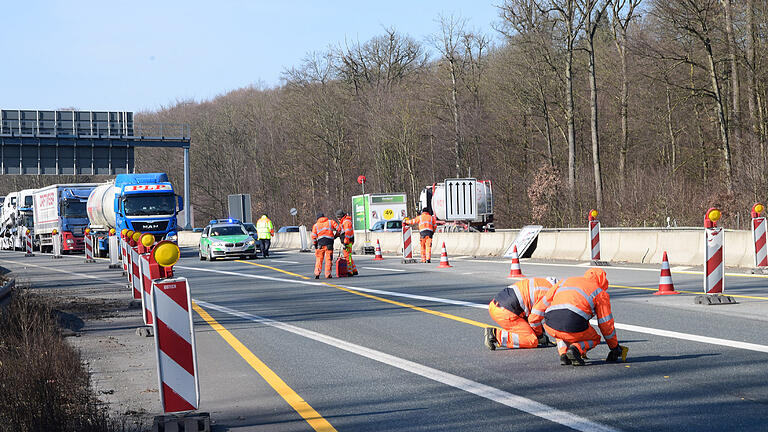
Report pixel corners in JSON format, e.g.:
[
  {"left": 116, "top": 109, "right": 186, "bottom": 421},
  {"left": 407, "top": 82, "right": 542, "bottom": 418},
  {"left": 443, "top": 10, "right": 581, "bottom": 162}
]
[{"left": 130, "top": 1, "right": 768, "bottom": 229}]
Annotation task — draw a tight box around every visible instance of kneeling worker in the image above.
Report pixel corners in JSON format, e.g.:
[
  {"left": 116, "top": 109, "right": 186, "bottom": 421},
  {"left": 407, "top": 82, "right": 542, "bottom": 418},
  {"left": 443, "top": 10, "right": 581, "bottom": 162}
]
[
  {"left": 529, "top": 268, "right": 627, "bottom": 366},
  {"left": 484, "top": 277, "right": 557, "bottom": 350}
]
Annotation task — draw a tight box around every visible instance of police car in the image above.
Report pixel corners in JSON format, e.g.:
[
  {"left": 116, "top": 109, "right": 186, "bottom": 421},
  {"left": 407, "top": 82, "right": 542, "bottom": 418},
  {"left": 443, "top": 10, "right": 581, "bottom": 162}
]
[{"left": 199, "top": 219, "right": 258, "bottom": 261}]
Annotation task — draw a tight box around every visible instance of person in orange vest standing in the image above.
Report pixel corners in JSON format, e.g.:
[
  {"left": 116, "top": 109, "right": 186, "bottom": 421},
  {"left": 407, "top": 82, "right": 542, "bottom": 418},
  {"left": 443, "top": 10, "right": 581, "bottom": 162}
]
[
  {"left": 336, "top": 210, "right": 358, "bottom": 276},
  {"left": 408, "top": 208, "right": 437, "bottom": 263},
  {"left": 529, "top": 268, "right": 627, "bottom": 366},
  {"left": 311, "top": 212, "right": 339, "bottom": 279},
  {"left": 484, "top": 277, "right": 556, "bottom": 350}
]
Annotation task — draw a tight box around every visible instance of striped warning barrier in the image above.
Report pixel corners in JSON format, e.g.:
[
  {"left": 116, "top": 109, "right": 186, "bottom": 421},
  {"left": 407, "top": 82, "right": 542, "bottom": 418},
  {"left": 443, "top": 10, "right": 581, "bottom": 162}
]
[
  {"left": 589, "top": 220, "right": 600, "bottom": 261},
  {"left": 752, "top": 203, "right": 767, "bottom": 268},
  {"left": 139, "top": 253, "right": 154, "bottom": 325},
  {"left": 108, "top": 229, "right": 121, "bottom": 269},
  {"left": 51, "top": 231, "right": 62, "bottom": 259},
  {"left": 84, "top": 231, "right": 95, "bottom": 263},
  {"left": 151, "top": 277, "right": 199, "bottom": 413},
  {"left": 131, "top": 245, "right": 142, "bottom": 300},
  {"left": 402, "top": 224, "right": 416, "bottom": 264},
  {"left": 24, "top": 230, "right": 34, "bottom": 257},
  {"left": 704, "top": 208, "right": 724, "bottom": 294}
]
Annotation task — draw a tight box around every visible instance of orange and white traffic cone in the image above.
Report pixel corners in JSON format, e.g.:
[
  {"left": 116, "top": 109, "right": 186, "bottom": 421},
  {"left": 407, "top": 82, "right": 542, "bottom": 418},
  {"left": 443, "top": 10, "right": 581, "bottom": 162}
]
[
  {"left": 507, "top": 245, "right": 525, "bottom": 278},
  {"left": 373, "top": 240, "right": 383, "bottom": 261},
  {"left": 654, "top": 251, "right": 679, "bottom": 295},
  {"left": 438, "top": 242, "right": 452, "bottom": 268}
]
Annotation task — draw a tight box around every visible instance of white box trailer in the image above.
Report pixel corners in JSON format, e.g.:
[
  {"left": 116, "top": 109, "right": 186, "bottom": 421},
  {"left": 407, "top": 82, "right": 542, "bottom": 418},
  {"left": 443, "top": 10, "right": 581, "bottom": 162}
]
[{"left": 33, "top": 184, "right": 99, "bottom": 253}]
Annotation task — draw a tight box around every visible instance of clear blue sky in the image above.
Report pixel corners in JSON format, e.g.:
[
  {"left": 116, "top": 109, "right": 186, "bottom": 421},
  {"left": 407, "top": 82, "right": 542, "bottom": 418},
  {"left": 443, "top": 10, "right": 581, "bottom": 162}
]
[{"left": 1, "top": 1, "right": 501, "bottom": 113}]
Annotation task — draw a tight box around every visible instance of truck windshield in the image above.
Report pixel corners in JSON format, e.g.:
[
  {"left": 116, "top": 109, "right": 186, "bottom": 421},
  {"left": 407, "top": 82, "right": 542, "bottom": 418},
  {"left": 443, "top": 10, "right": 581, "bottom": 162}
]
[
  {"left": 62, "top": 200, "right": 88, "bottom": 218},
  {"left": 123, "top": 194, "right": 176, "bottom": 216}
]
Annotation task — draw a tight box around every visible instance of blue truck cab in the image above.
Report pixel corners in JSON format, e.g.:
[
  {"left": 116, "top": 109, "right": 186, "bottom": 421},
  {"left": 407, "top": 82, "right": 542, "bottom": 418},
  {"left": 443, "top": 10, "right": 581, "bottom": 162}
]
[{"left": 88, "top": 173, "right": 184, "bottom": 256}]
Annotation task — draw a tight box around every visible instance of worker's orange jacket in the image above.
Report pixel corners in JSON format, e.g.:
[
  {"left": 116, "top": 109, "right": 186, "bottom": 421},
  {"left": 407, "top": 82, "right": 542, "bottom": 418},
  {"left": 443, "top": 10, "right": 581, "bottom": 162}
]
[
  {"left": 339, "top": 215, "right": 354, "bottom": 245},
  {"left": 409, "top": 212, "right": 436, "bottom": 234},
  {"left": 492, "top": 277, "right": 553, "bottom": 331},
  {"left": 311, "top": 217, "right": 339, "bottom": 247},
  {"left": 529, "top": 268, "right": 618, "bottom": 349}
]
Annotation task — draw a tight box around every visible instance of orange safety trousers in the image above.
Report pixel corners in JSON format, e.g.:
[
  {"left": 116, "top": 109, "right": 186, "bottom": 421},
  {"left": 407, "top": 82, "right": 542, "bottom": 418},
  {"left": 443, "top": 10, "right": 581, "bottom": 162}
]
[
  {"left": 489, "top": 301, "right": 539, "bottom": 349},
  {"left": 420, "top": 236, "right": 433, "bottom": 262},
  {"left": 544, "top": 323, "right": 601, "bottom": 356},
  {"left": 314, "top": 245, "right": 333, "bottom": 277},
  {"left": 342, "top": 244, "right": 357, "bottom": 275}
]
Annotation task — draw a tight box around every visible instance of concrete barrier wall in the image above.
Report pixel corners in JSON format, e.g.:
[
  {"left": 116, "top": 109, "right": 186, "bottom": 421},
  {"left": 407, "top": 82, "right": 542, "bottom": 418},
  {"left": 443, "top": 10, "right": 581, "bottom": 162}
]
[{"left": 178, "top": 227, "right": 759, "bottom": 268}]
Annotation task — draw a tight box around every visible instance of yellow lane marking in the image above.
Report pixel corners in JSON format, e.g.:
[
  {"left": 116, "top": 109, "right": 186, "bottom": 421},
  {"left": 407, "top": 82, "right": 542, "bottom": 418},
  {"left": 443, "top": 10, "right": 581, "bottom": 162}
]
[
  {"left": 192, "top": 301, "right": 337, "bottom": 432},
  {"left": 236, "top": 260, "right": 311, "bottom": 279},
  {"left": 236, "top": 261, "right": 491, "bottom": 328},
  {"left": 610, "top": 284, "right": 768, "bottom": 301}
]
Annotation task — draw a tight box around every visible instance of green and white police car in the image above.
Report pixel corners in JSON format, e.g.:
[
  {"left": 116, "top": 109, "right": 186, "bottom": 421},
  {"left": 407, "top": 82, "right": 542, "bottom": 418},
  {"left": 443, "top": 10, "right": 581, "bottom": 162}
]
[{"left": 199, "top": 219, "right": 258, "bottom": 260}]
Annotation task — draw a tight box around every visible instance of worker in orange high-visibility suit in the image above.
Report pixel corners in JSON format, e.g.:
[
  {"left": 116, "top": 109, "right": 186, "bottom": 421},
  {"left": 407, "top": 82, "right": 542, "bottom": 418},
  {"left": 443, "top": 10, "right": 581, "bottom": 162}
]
[
  {"left": 408, "top": 208, "right": 437, "bottom": 263},
  {"left": 529, "top": 268, "right": 627, "bottom": 366},
  {"left": 336, "top": 209, "right": 358, "bottom": 276},
  {"left": 311, "top": 212, "right": 339, "bottom": 279},
  {"left": 484, "top": 277, "right": 557, "bottom": 350}
]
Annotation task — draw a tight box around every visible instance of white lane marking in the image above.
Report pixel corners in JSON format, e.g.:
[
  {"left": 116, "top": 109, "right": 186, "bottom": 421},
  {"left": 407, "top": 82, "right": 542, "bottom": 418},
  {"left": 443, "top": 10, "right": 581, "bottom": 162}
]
[
  {"left": 195, "top": 299, "right": 619, "bottom": 432},
  {"left": 178, "top": 265, "right": 768, "bottom": 353},
  {"left": 0, "top": 258, "right": 125, "bottom": 287},
  {"left": 271, "top": 260, "right": 299, "bottom": 264},
  {"left": 361, "top": 267, "right": 406, "bottom": 273},
  {"left": 460, "top": 259, "right": 768, "bottom": 278}
]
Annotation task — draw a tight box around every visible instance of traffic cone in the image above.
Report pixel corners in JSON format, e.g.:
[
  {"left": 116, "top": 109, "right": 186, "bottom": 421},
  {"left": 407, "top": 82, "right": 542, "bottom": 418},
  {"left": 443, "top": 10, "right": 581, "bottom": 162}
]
[
  {"left": 507, "top": 245, "right": 525, "bottom": 278},
  {"left": 438, "top": 242, "right": 452, "bottom": 268},
  {"left": 654, "top": 251, "right": 679, "bottom": 295},
  {"left": 373, "top": 240, "right": 383, "bottom": 261}
]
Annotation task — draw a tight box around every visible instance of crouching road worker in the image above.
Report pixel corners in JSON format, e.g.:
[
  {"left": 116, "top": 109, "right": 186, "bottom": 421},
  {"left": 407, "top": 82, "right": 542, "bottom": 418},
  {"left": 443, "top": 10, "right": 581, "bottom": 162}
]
[
  {"left": 256, "top": 214, "right": 274, "bottom": 258},
  {"left": 336, "top": 210, "right": 358, "bottom": 276},
  {"left": 529, "top": 268, "right": 627, "bottom": 366},
  {"left": 484, "top": 277, "right": 556, "bottom": 350},
  {"left": 408, "top": 208, "right": 437, "bottom": 263},
  {"left": 311, "top": 212, "right": 338, "bottom": 279}
]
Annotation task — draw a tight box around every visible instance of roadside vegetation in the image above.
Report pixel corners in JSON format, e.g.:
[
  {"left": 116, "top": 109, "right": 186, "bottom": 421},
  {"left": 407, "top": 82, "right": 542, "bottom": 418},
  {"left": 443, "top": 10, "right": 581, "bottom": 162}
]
[{"left": 0, "top": 287, "right": 133, "bottom": 432}]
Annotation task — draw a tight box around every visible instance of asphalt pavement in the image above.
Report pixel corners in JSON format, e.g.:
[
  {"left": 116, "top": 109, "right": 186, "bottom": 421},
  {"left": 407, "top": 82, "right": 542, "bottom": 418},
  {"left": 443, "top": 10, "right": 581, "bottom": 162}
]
[{"left": 2, "top": 247, "right": 767, "bottom": 431}]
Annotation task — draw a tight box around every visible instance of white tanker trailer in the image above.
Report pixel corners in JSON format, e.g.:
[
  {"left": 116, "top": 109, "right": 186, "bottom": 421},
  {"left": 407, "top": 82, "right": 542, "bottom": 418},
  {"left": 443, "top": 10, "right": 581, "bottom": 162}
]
[{"left": 418, "top": 179, "right": 494, "bottom": 232}]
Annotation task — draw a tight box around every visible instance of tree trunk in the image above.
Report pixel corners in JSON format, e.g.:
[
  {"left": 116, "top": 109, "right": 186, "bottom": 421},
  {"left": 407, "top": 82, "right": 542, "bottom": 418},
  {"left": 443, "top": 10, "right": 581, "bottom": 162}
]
[
  {"left": 705, "top": 46, "right": 734, "bottom": 193},
  {"left": 588, "top": 43, "right": 603, "bottom": 209},
  {"left": 450, "top": 62, "right": 462, "bottom": 177},
  {"left": 747, "top": 0, "right": 765, "bottom": 172},
  {"left": 665, "top": 84, "right": 677, "bottom": 171},
  {"left": 566, "top": 46, "right": 576, "bottom": 201},
  {"left": 723, "top": 0, "right": 741, "bottom": 143},
  {"left": 618, "top": 40, "right": 628, "bottom": 195}
]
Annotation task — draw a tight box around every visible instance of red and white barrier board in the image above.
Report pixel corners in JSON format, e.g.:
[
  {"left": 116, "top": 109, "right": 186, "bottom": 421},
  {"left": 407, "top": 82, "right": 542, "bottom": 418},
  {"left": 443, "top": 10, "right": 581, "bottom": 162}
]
[
  {"left": 589, "top": 220, "right": 601, "bottom": 261},
  {"left": 108, "top": 234, "right": 120, "bottom": 267},
  {"left": 752, "top": 217, "right": 767, "bottom": 267},
  {"left": 139, "top": 254, "right": 154, "bottom": 326},
  {"left": 151, "top": 277, "right": 199, "bottom": 413},
  {"left": 131, "top": 247, "right": 142, "bottom": 300},
  {"left": 84, "top": 234, "right": 95, "bottom": 262},
  {"left": 402, "top": 225, "right": 415, "bottom": 263},
  {"left": 705, "top": 227, "right": 724, "bottom": 294},
  {"left": 121, "top": 238, "right": 129, "bottom": 273},
  {"left": 25, "top": 232, "right": 34, "bottom": 256}
]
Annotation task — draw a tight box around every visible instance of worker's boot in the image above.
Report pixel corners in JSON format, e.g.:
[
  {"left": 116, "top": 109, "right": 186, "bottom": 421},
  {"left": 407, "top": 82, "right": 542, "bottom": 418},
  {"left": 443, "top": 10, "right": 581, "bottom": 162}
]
[
  {"left": 566, "top": 345, "right": 585, "bottom": 366},
  {"left": 483, "top": 327, "right": 497, "bottom": 351},
  {"left": 537, "top": 333, "right": 554, "bottom": 348},
  {"left": 315, "top": 275, "right": 320, "bottom": 279},
  {"left": 559, "top": 353, "right": 571, "bottom": 366}
]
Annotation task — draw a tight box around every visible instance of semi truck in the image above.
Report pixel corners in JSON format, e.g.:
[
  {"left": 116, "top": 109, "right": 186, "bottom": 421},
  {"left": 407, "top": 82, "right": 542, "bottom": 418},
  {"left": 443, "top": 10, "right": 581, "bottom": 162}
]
[
  {"left": 87, "top": 173, "right": 183, "bottom": 257},
  {"left": 419, "top": 179, "right": 494, "bottom": 232},
  {"left": 33, "top": 184, "right": 99, "bottom": 253},
  {"left": 0, "top": 189, "right": 36, "bottom": 250}
]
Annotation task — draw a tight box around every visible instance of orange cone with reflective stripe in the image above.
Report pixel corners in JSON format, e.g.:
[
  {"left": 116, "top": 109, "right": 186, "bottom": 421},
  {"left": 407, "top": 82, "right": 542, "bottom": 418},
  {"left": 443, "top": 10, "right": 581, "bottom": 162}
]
[
  {"left": 507, "top": 245, "right": 525, "bottom": 278},
  {"left": 438, "top": 242, "right": 452, "bottom": 268},
  {"left": 373, "top": 240, "right": 383, "bottom": 261},
  {"left": 654, "top": 251, "right": 679, "bottom": 295}
]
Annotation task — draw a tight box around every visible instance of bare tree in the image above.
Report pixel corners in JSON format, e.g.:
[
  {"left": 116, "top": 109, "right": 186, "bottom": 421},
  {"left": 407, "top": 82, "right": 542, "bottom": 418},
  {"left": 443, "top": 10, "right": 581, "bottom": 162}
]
[{"left": 611, "top": 0, "right": 643, "bottom": 194}]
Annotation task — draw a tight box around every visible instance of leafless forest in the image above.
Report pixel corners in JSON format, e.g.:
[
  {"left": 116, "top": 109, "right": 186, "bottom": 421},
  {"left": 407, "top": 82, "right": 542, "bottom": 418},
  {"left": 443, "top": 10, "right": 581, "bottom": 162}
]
[{"left": 6, "top": 0, "right": 768, "bottom": 229}]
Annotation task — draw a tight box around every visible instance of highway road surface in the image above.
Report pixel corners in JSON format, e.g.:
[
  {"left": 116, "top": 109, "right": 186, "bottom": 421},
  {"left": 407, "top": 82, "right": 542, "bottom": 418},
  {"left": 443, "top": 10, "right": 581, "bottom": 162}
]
[{"left": 2, "top": 247, "right": 767, "bottom": 431}]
